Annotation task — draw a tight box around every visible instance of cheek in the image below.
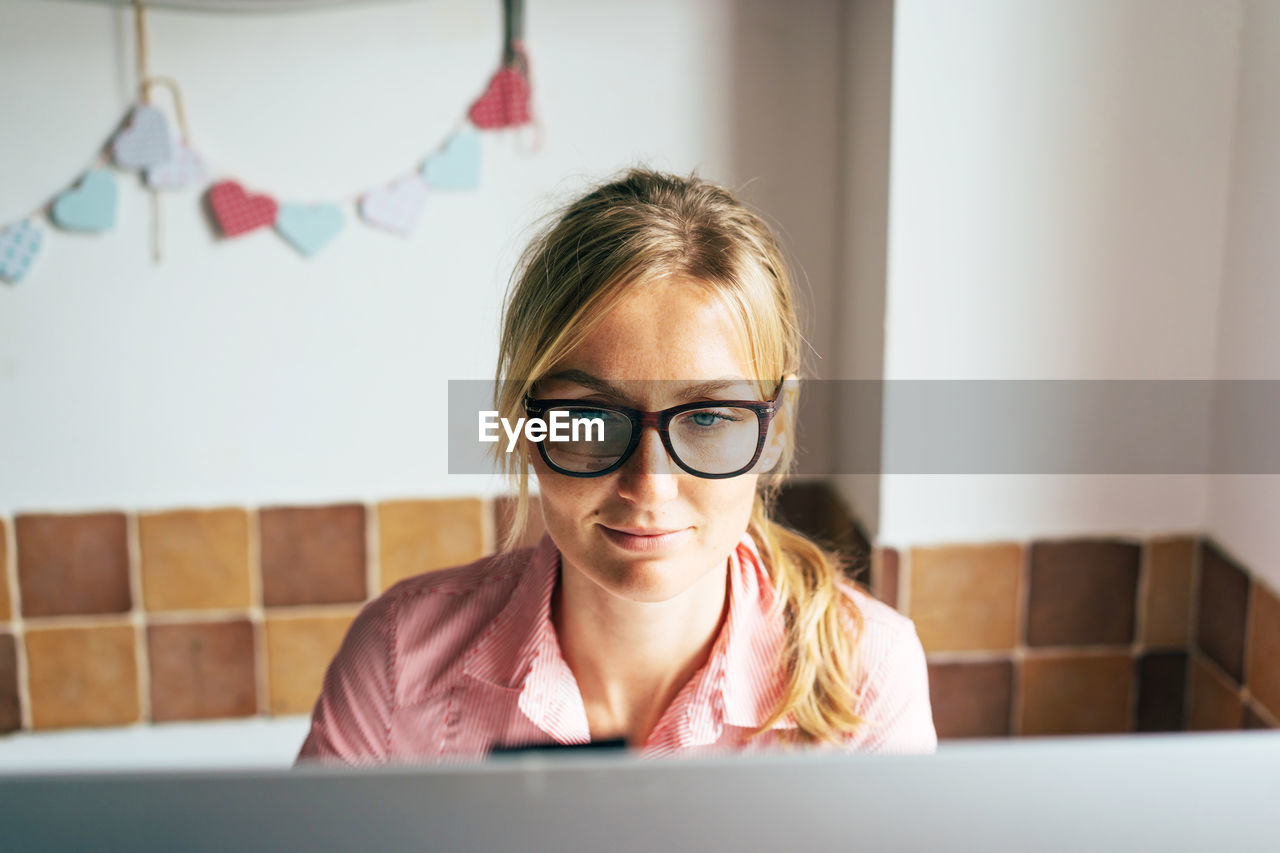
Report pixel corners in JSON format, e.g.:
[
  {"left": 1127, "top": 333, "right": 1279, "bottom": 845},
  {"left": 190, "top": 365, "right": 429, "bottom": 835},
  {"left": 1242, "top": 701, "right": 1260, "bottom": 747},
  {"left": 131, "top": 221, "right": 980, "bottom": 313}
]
[
  {"left": 689, "top": 476, "right": 759, "bottom": 537},
  {"left": 531, "top": 459, "right": 605, "bottom": 528}
]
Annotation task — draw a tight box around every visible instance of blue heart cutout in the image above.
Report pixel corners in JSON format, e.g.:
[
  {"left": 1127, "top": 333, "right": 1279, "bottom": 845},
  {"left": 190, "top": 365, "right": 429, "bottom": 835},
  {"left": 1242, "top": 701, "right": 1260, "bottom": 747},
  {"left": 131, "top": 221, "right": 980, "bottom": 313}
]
[
  {"left": 0, "top": 220, "right": 44, "bottom": 284},
  {"left": 422, "top": 129, "right": 482, "bottom": 190},
  {"left": 275, "top": 203, "right": 344, "bottom": 257},
  {"left": 52, "top": 169, "right": 118, "bottom": 233}
]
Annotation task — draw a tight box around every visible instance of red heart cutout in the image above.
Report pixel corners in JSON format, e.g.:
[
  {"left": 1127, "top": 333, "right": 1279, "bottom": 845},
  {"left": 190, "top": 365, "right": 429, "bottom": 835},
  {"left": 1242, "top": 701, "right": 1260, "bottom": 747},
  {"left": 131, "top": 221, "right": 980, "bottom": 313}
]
[
  {"left": 208, "top": 180, "right": 279, "bottom": 238},
  {"left": 469, "top": 67, "right": 532, "bottom": 130}
]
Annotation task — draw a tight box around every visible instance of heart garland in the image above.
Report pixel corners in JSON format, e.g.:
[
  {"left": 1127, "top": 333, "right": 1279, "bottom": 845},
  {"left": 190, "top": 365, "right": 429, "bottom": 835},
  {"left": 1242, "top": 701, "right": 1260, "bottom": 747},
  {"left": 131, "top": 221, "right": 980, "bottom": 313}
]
[
  {"left": 0, "top": 221, "right": 43, "bottom": 284},
  {"left": 51, "top": 169, "right": 118, "bottom": 233},
  {"left": 468, "top": 67, "right": 532, "bottom": 130},
  {"left": 208, "top": 181, "right": 279, "bottom": 238},
  {"left": 276, "top": 203, "right": 344, "bottom": 257},
  {"left": 423, "top": 129, "right": 482, "bottom": 190},
  {"left": 1, "top": 25, "right": 536, "bottom": 276},
  {"left": 360, "top": 175, "right": 430, "bottom": 236},
  {"left": 147, "top": 139, "right": 207, "bottom": 190},
  {"left": 112, "top": 104, "right": 174, "bottom": 171}
]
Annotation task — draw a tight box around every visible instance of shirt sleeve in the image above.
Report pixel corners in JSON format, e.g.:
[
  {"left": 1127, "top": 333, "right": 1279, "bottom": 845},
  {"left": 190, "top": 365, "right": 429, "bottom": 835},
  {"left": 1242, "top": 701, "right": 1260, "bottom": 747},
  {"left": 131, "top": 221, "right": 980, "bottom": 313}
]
[
  {"left": 295, "top": 594, "right": 398, "bottom": 766},
  {"left": 845, "top": 621, "right": 938, "bottom": 754}
]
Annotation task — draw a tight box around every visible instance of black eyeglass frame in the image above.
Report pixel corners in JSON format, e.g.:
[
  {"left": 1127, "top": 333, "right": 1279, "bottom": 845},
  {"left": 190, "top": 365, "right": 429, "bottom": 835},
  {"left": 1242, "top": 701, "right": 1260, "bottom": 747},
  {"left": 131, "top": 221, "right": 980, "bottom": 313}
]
[{"left": 521, "top": 384, "right": 784, "bottom": 480}]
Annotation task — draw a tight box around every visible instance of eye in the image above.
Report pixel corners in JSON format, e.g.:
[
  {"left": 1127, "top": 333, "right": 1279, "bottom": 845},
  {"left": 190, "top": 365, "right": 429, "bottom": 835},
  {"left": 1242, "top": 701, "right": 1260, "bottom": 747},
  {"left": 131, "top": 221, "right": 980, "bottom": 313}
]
[{"left": 688, "top": 409, "right": 743, "bottom": 427}]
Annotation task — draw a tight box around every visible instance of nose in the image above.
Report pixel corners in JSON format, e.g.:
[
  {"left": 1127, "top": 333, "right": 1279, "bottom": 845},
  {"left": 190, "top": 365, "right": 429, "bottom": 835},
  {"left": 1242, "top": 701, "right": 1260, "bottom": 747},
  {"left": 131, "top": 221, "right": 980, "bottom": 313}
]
[{"left": 614, "top": 425, "right": 680, "bottom": 505}]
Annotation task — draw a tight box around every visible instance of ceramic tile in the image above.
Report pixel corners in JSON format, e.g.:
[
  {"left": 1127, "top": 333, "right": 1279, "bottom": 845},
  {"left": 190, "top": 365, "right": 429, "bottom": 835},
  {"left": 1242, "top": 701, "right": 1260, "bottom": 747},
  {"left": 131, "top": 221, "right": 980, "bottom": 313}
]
[
  {"left": 494, "top": 495, "right": 547, "bottom": 552},
  {"left": 148, "top": 620, "right": 257, "bottom": 722},
  {"left": 260, "top": 505, "right": 367, "bottom": 607},
  {"left": 25, "top": 625, "right": 140, "bottom": 729},
  {"left": 1245, "top": 581, "right": 1280, "bottom": 720},
  {"left": 16, "top": 513, "right": 131, "bottom": 617},
  {"left": 1195, "top": 540, "right": 1250, "bottom": 684},
  {"left": 0, "top": 633, "right": 18, "bottom": 733},
  {"left": 1019, "top": 653, "right": 1132, "bottom": 735},
  {"left": 926, "top": 659, "right": 1013, "bottom": 738},
  {"left": 1026, "top": 540, "right": 1139, "bottom": 646},
  {"left": 264, "top": 610, "right": 359, "bottom": 715},
  {"left": 908, "top": 544, "right": 1022, "bottom": 652},
  {"left": 139, "top": 508, "right": 251, "bottom": 612},
  {"left": 1140, "top": 538, "right": 1195, "bottom": 648},
  {"left": 1135, "top": 651, "right": 1186, "bottom": 732},
  {"left": 379, "top": 498, "right": 486, "bottom": 592},
  {"left": 1186, "top": 655, "right": 1243, "bottom": 731},
  {"left": 0, "top": 518, "right": 10, "bottom": 621}
]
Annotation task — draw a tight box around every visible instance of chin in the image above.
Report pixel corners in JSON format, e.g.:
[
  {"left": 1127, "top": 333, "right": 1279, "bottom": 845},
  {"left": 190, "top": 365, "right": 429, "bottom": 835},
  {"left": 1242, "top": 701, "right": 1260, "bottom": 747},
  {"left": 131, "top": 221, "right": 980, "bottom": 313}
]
[{"left": 586, "top": 547, "right": 705, "bottom": 603}]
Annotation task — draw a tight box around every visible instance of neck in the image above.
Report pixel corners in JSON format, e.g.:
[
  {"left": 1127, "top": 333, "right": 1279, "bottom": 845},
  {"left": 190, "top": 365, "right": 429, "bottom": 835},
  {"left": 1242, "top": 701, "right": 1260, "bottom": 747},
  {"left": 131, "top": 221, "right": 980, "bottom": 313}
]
[{"left": 552, "top": 557, "right": 731, "bottom": 748}]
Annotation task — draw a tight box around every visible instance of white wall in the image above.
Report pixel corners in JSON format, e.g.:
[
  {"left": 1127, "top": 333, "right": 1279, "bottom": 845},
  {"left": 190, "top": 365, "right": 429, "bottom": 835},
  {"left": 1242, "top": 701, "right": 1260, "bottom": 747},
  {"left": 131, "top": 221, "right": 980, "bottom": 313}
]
[
  {"left": 0, "top": 0, "right": 845, "bottom": 768},
  {"left": 724, "top": 0, "right": 843, "bottom": 477},
  {"left": 875, "top": 0, "right": 1241, "bottom": 545},
  {"left": 1208, "top": 0, "right": 1280, "bottom": 591},
  {"left": 0, "top": 0, "right": 843, "bottom": 516},
  {"left": 831, "top": 0, "right": 894, "bottom": 534}
]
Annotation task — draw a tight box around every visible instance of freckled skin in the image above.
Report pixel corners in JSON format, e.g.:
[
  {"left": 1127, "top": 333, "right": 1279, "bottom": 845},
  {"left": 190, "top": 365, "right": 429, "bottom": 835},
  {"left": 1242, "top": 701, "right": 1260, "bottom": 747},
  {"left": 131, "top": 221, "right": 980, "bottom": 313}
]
[{"left": 530, "top": 276, "right": 783, "bottom": 605}]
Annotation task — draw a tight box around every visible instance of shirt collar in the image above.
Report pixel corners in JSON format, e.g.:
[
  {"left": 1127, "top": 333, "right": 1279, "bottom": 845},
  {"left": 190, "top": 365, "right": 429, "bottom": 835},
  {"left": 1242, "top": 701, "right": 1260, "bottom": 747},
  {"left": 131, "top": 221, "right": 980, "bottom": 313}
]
[
  {"left": 462, "top": 533, "right": 592, "bottom": 744},
  {"left": 463, "top": 532, "right": 561, "bottom": 691},
  {"left": 661, "top": 532, "right": 793, "bottom": 751},
  {"left": 462, "top": 529, "right": 793, "bottom": 746},
  {"left": 718, "top": 532, "right": 793, "bottom": 731}
]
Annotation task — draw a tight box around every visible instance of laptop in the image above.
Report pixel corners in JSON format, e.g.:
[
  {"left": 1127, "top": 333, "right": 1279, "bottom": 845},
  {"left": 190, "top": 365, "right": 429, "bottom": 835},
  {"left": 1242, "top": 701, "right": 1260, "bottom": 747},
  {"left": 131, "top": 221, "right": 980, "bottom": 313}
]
[{"left": 1, "top": 730, "right": 1277, "bottom": 852}]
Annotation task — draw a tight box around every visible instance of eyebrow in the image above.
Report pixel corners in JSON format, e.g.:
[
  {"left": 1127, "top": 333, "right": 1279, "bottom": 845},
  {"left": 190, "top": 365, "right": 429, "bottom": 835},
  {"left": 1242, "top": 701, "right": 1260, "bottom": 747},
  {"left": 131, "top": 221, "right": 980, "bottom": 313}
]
[{"left": 539, "top": 370, "right": 754, "bottom": 403}]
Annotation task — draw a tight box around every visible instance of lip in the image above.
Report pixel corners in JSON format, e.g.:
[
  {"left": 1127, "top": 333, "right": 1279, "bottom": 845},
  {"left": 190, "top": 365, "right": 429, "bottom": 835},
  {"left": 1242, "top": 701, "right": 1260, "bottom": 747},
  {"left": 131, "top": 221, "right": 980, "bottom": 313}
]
[{"left": 599, "top": 524, "right": 691, "bottom": 553}]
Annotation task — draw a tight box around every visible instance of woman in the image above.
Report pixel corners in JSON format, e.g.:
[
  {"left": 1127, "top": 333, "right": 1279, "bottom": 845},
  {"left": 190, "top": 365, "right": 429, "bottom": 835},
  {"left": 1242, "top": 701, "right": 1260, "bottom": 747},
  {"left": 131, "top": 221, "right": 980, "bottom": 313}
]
[{"left": 297, "top": 169, "right": 936, "bottom": 762}]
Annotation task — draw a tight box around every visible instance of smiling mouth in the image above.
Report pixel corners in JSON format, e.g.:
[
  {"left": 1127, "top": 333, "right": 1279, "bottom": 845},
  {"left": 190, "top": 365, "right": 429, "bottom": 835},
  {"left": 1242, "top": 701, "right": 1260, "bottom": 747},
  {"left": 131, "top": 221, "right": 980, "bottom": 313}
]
[
  {"left": 606, "top": 526, "right": 684, "bottom": 536},
  {"left": 598, "top": 524, "right": 691, "bottom": 552}
]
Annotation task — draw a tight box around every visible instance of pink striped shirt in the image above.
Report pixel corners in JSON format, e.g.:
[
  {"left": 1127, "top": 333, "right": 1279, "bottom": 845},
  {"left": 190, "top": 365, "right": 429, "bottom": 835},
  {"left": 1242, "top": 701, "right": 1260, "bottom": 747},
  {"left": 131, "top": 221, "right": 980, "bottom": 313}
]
[{"left": 296, "top": 531, "right": 936, "bottom": 764}]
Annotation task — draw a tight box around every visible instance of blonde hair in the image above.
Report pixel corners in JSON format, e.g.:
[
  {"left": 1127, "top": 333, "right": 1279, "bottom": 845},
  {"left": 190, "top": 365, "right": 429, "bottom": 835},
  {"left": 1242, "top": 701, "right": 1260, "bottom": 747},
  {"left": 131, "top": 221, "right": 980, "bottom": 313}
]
[{"left": 494, "top": 168, "right": 868, "bottom": 745}]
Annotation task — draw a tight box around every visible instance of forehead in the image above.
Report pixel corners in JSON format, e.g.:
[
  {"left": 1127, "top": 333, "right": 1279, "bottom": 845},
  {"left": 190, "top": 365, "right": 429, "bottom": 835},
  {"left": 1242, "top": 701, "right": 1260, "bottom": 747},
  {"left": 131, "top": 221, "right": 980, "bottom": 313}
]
[{"left": 550, "top": 276, "right": 756, "bottom": 388}]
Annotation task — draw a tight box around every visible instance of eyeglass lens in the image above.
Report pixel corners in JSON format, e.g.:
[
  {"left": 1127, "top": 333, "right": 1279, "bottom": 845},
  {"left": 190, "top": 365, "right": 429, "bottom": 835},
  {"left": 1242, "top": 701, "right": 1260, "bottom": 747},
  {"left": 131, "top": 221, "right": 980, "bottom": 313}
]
[{"left": 541, "top": 405, "right": 762, "bottom": 476}]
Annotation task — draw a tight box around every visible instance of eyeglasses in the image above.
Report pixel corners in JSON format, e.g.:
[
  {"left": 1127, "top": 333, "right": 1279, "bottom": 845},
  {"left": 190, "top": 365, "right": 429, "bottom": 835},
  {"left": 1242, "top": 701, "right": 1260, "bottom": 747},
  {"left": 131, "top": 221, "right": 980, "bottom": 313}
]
[{"left": 522, "top": 383, "right": 783, "bottom": 479}]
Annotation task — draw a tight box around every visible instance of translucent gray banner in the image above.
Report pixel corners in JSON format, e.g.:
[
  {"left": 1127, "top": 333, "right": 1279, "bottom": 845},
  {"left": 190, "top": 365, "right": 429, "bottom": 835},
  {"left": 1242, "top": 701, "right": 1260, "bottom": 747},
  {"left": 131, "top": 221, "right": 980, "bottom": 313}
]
[{"left": 447, "top": 380, "right": 1280, "bottom": 474}]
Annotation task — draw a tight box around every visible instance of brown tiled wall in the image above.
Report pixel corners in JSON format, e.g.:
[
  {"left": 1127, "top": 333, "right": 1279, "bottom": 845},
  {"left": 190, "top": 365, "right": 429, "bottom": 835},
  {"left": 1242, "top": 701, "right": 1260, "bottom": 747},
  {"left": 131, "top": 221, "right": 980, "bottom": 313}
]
[
  {"left": 379, "top": 499, "right": 488, "bottom": 591},
  {"left": 0, "top": 518, "right": 11, "bottom": 621},
  {"left": 870, "top": 534, "right": 1280, "bottom": 738},
  {"left": 1186, "top": 542, "right": 1280, "bottom": 733},
  {"left": 0, "top": 498, "right": 530, "bottom": 734},
  {"left": 139, "top": 509, "right": 252, "bottom": 612},
  {"left": 910, "top": 543, "right": 1022, "bottom": 652},
  {"left": 16, "top": 513, "right": 132, "bottom": 618},
  {"left": 1, "top": 487, "right": 1275, "bottom": 741}
]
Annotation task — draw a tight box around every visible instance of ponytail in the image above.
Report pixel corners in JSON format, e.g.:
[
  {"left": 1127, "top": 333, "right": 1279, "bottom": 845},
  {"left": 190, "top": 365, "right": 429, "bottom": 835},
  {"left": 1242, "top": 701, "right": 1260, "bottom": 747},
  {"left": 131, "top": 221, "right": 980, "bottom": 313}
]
[{"left": 747, "top": 494, "right": 869, "bottom": 743}]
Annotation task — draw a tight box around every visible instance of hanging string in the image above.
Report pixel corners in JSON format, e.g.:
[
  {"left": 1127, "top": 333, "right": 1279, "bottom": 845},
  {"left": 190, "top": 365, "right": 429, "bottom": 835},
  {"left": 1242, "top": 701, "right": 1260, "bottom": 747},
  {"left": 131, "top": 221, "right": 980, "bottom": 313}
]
[
  {"left": 134, "top": 0, "right": 150, "bottom": 103},
  {"left": 133, "top": 0, "right": 164, "bottom": 265},
  {"left": 501, "top": 0, "right": 542, "bottom": 153},
  {"left": 143, "top": 76, "right": 193, "bottom": 141}
]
